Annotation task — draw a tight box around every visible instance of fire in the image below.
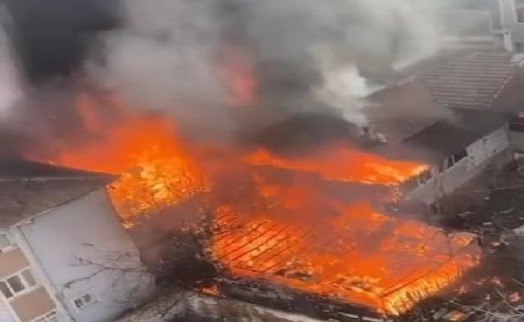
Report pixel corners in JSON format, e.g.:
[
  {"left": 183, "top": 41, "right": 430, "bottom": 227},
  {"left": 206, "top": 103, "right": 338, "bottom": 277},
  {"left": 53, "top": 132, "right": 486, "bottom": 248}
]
[
  {"left": 42, "top": 91, "right": 480, "bottom": 317},
  {"left": 246, "top": 146, "right": 427, "bottom": 185},
  {"left": 52, "top": 95, "right": 207, "bottom": 224},
  {"left": 217, "top": 44, "right": 257, "bottom": 106},
  {"left": 211, "top": 196, "right": 480, "bottom": 316}
]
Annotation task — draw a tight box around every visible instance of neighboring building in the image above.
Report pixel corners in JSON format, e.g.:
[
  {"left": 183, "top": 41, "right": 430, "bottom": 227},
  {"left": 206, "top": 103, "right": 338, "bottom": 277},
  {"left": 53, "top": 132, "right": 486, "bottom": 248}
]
[
  {"left": 420, "top": 52, "right": 522, "bottom": 110},
  {"left": 419, "top": 51, "right": 524, "bottom": 158},
  {"left": 397, "top": 108, "right": 512, "bottom": 205},
  {"left": 366, "top": 51, "right": 524, "bottom": 211},
  {"left": 365, "top": 78, "right": 455, "bottom": 144},
  {"left": 116, "top": 290, "right": 327, "bottom": 322},
  {"left": 0, "top": 159, "right": 153, "bottom": 322},
  {"left": 498, "top": 0, "right": 524, "bottom": 52}
]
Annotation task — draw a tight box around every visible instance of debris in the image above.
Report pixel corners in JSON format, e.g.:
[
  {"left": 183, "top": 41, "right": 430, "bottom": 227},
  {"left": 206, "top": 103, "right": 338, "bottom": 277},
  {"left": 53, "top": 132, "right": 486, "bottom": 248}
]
[
  {"left": 513, "top": 225, "right": 524, "bottom": 237},
  {"left": 508, "top": 292, "right": 521, "bottom": 303},
  {"left": 491, "top": 277, "right": 503, "bottom": 287},
  {"left": 499, "top": 208, "right": 514, "bottom": 215},
  {"left": 432, "top": 308, "right": 448, "bottom": 320},
  {"left": 442, "top": 310, "right": 468, "bottom": 321}
]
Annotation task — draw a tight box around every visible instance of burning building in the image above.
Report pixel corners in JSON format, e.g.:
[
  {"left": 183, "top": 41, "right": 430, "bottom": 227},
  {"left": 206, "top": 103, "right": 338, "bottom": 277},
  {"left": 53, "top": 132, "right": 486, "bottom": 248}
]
[
  {"left": 0, "top": 1, "right": 502, "bottom": 321},
  {"left": 19, "top": 88, "right": 479, "bottom": 321}
]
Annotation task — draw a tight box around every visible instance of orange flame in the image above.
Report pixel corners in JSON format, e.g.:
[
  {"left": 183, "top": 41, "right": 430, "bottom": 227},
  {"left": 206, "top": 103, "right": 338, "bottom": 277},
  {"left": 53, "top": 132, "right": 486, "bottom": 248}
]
[
  {"left": 217, "top": 44, "right": 257, "bottom": 106},
  {"left": 53, "top": 97, "right": 207, "bottom": 224},
  {"left": 211, "top": 201, "right": 480, "bottom": 316},
  {"left": 246, "top": 146, "right": 427, "bottom": 185}
]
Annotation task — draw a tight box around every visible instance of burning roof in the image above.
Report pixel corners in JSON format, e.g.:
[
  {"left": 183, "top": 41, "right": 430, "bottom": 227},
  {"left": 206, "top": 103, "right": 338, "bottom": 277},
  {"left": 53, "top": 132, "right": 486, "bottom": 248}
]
[
  {"left": 26, "top": 87, "right": 482, "bottom": 318},
  {"left": 210, "top": 202, "right": 480, "bottom": 316}
]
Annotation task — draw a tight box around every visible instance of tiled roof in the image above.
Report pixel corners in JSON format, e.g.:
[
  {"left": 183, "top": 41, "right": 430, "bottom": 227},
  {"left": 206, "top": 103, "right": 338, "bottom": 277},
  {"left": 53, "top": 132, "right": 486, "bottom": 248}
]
[
  {"left": 421, "top": 52, "right": 520, "bottom": 109},
  {"left": 365, "top": 79, "right": 455, "bottom": 144},
  {"left": 0, "top": 159, "right": 114, "bottom": 229},
  {"left": 378, "top": 108, "right": 513, "bottom": 164}
]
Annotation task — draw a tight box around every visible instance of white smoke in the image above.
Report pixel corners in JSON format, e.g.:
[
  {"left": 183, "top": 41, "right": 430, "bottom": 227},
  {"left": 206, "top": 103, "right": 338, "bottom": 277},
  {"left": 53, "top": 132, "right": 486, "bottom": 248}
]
[
  {"left": 311, "top": 45, "right": 370, "bottom": 126},
  {"left": 92, "top": 0, "right": 445, "bottom": 129},
  {"left": 0, "top": 9, "right": 22, "bottom": 119}
]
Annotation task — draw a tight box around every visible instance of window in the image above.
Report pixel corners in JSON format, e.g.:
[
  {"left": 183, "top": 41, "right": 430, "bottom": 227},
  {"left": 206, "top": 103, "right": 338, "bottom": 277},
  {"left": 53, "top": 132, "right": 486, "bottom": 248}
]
[
  {"left": 517, "top": 8, "right": 524, "bottom": 23},
  {"left": 21, "top": 269, "right": 36, "bottom": 287},
  {"left": 445, "top": 156, "right": 455, "bottom": 170},
  {"left": 417, "top": 169, "right": 432, "bottom": 185},
  {"left": 517, "top": 1, "right": 524, "bottom": 23},
  {"left": 32, "top": 311, "right": 57, "bottom": 322},
  {"left": 452, "top": 149, "right": 468, "bottom": 164},
  {"left": 510, "top": 122, "right": 524, "bottom": 132},
  {"left": 0, "top": 269, "right": 37, "bottom": 299},
  {"left": 445, "top": 149, "right": 468, "bottom": 170},
  {"left": 0, "top": 234, "right": 12, "bottom": 251},
  {"left": 73, "top": 292, "right": 97, "bottom": 310},
  {"left": 437, "top": 162, "right": 445, "bottom": 173}
]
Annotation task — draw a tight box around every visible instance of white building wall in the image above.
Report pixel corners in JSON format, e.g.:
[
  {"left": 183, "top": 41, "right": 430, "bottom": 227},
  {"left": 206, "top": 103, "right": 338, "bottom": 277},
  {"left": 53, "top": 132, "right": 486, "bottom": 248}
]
[
  {"left": 404, "top": 126, "right": 511, "bottom": 204},
  {"left": 499, "top": 0, "right": 524, "bottom": 49},
  {"left": 17, "top": 189, "right": 154, "bottom": 322},
  {"left": 0, "top": 301, "right": 14, "bottom": 322}
]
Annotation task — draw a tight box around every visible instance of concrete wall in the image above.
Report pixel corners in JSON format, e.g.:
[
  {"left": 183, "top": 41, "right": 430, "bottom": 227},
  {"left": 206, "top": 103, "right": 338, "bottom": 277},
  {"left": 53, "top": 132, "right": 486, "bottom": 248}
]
[
  {"left": 115, "top": 291, "right": 389, "bottom": 322},
  {"left": 0, "top": 301, "right": 14, "bottom": 322},
  {"left": 16, "top": 189, "right": 154, "bottom": 322},
  {"left": 499, "top": 0, "right": 524, "bottom": 48},
  {"left": 404, "top": 126, "right": 511, "bottom": 204}
]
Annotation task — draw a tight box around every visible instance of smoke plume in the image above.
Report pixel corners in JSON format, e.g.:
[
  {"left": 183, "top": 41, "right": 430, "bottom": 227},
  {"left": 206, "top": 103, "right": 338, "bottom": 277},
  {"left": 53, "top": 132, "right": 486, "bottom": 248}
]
[
  {"left": 0, "top": 10, "right": 21, "bottom": 119},
  {"left": 92, "top": 0, "right": 444, "bottom": 136}
]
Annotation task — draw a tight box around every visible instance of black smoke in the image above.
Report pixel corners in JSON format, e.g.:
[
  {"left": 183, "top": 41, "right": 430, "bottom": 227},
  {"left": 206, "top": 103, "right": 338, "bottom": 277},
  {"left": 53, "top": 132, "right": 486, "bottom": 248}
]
[{"left": 3, "top": 0, "right": 122, "bottom": 83}]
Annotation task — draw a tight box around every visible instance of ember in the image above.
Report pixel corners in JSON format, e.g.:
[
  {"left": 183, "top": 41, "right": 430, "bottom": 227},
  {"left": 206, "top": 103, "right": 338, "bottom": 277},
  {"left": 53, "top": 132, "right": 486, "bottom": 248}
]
[{"left": 41, "top": 91, "right": 481, "bottom": 317}]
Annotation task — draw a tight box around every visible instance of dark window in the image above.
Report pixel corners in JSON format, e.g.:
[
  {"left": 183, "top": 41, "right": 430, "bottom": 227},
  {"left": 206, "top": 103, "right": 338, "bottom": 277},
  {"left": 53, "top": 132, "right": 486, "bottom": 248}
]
[
  {"left": 452, "top": 149, "right": 468, "bottom": 163},
  {"left": 0, "top": 282, "right": 13, "bottom": 299},
  {"left": 7, "top": 276, "right": 24, "bottom": 293},
  {"left": 74, "top": 298, "right": 83, "bottom": 308},
  {"left": 446, "top": 156, "right": 455, "bottom": 169},
  {"left": 21, "top": 270, "right": 36, "bottom": 287},
  {"left": 515, "top": 42, "right": 524, "bottom": 53},
  {"left": 73, "top": 292, "right": 96, "bottom": 310},
  {"left": 517, "top": 8, "right": 524, "bottom": 23},
  {"left": 0, "top": 234, "right": 11, "bottom": 251},
  {"left": 429, "top": 203, "right": 441, "bottom": 216},
  {"left": 417, "top": 169, "right": 432, "bottom": 185},
  {"left": 518, "top": 1, "right": 524, "bottom": 22},
  {"left": 437, "top": 162, "right": 445, "bottom": 173},
  {"left": 510, "top": 122, "right": 524, "bottom": 132}
]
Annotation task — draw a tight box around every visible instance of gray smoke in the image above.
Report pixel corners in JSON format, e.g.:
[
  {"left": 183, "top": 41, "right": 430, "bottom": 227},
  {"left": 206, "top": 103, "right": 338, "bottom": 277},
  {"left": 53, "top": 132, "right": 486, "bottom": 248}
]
[
  {"left": 90, "top": 0, "right": 445, "bottom": 138},
  {"left": 0, "top": 7, "right": 22, "bottom": 120}
]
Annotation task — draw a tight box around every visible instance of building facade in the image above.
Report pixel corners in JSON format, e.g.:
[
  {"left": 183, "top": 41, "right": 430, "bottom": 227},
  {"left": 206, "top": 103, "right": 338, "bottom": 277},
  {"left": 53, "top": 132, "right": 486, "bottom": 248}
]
[
  {"left": 498, "top": 0, "right": 524, "bottom": 52},
  {"left": 365, "top": 51, "right": 523, "bottom": 212},
  {"left": 402, "top": 122, "right": 512, "bottom": 205},
  {"left": 0, "top": 160, "right": 154, "bottom": 322}
]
